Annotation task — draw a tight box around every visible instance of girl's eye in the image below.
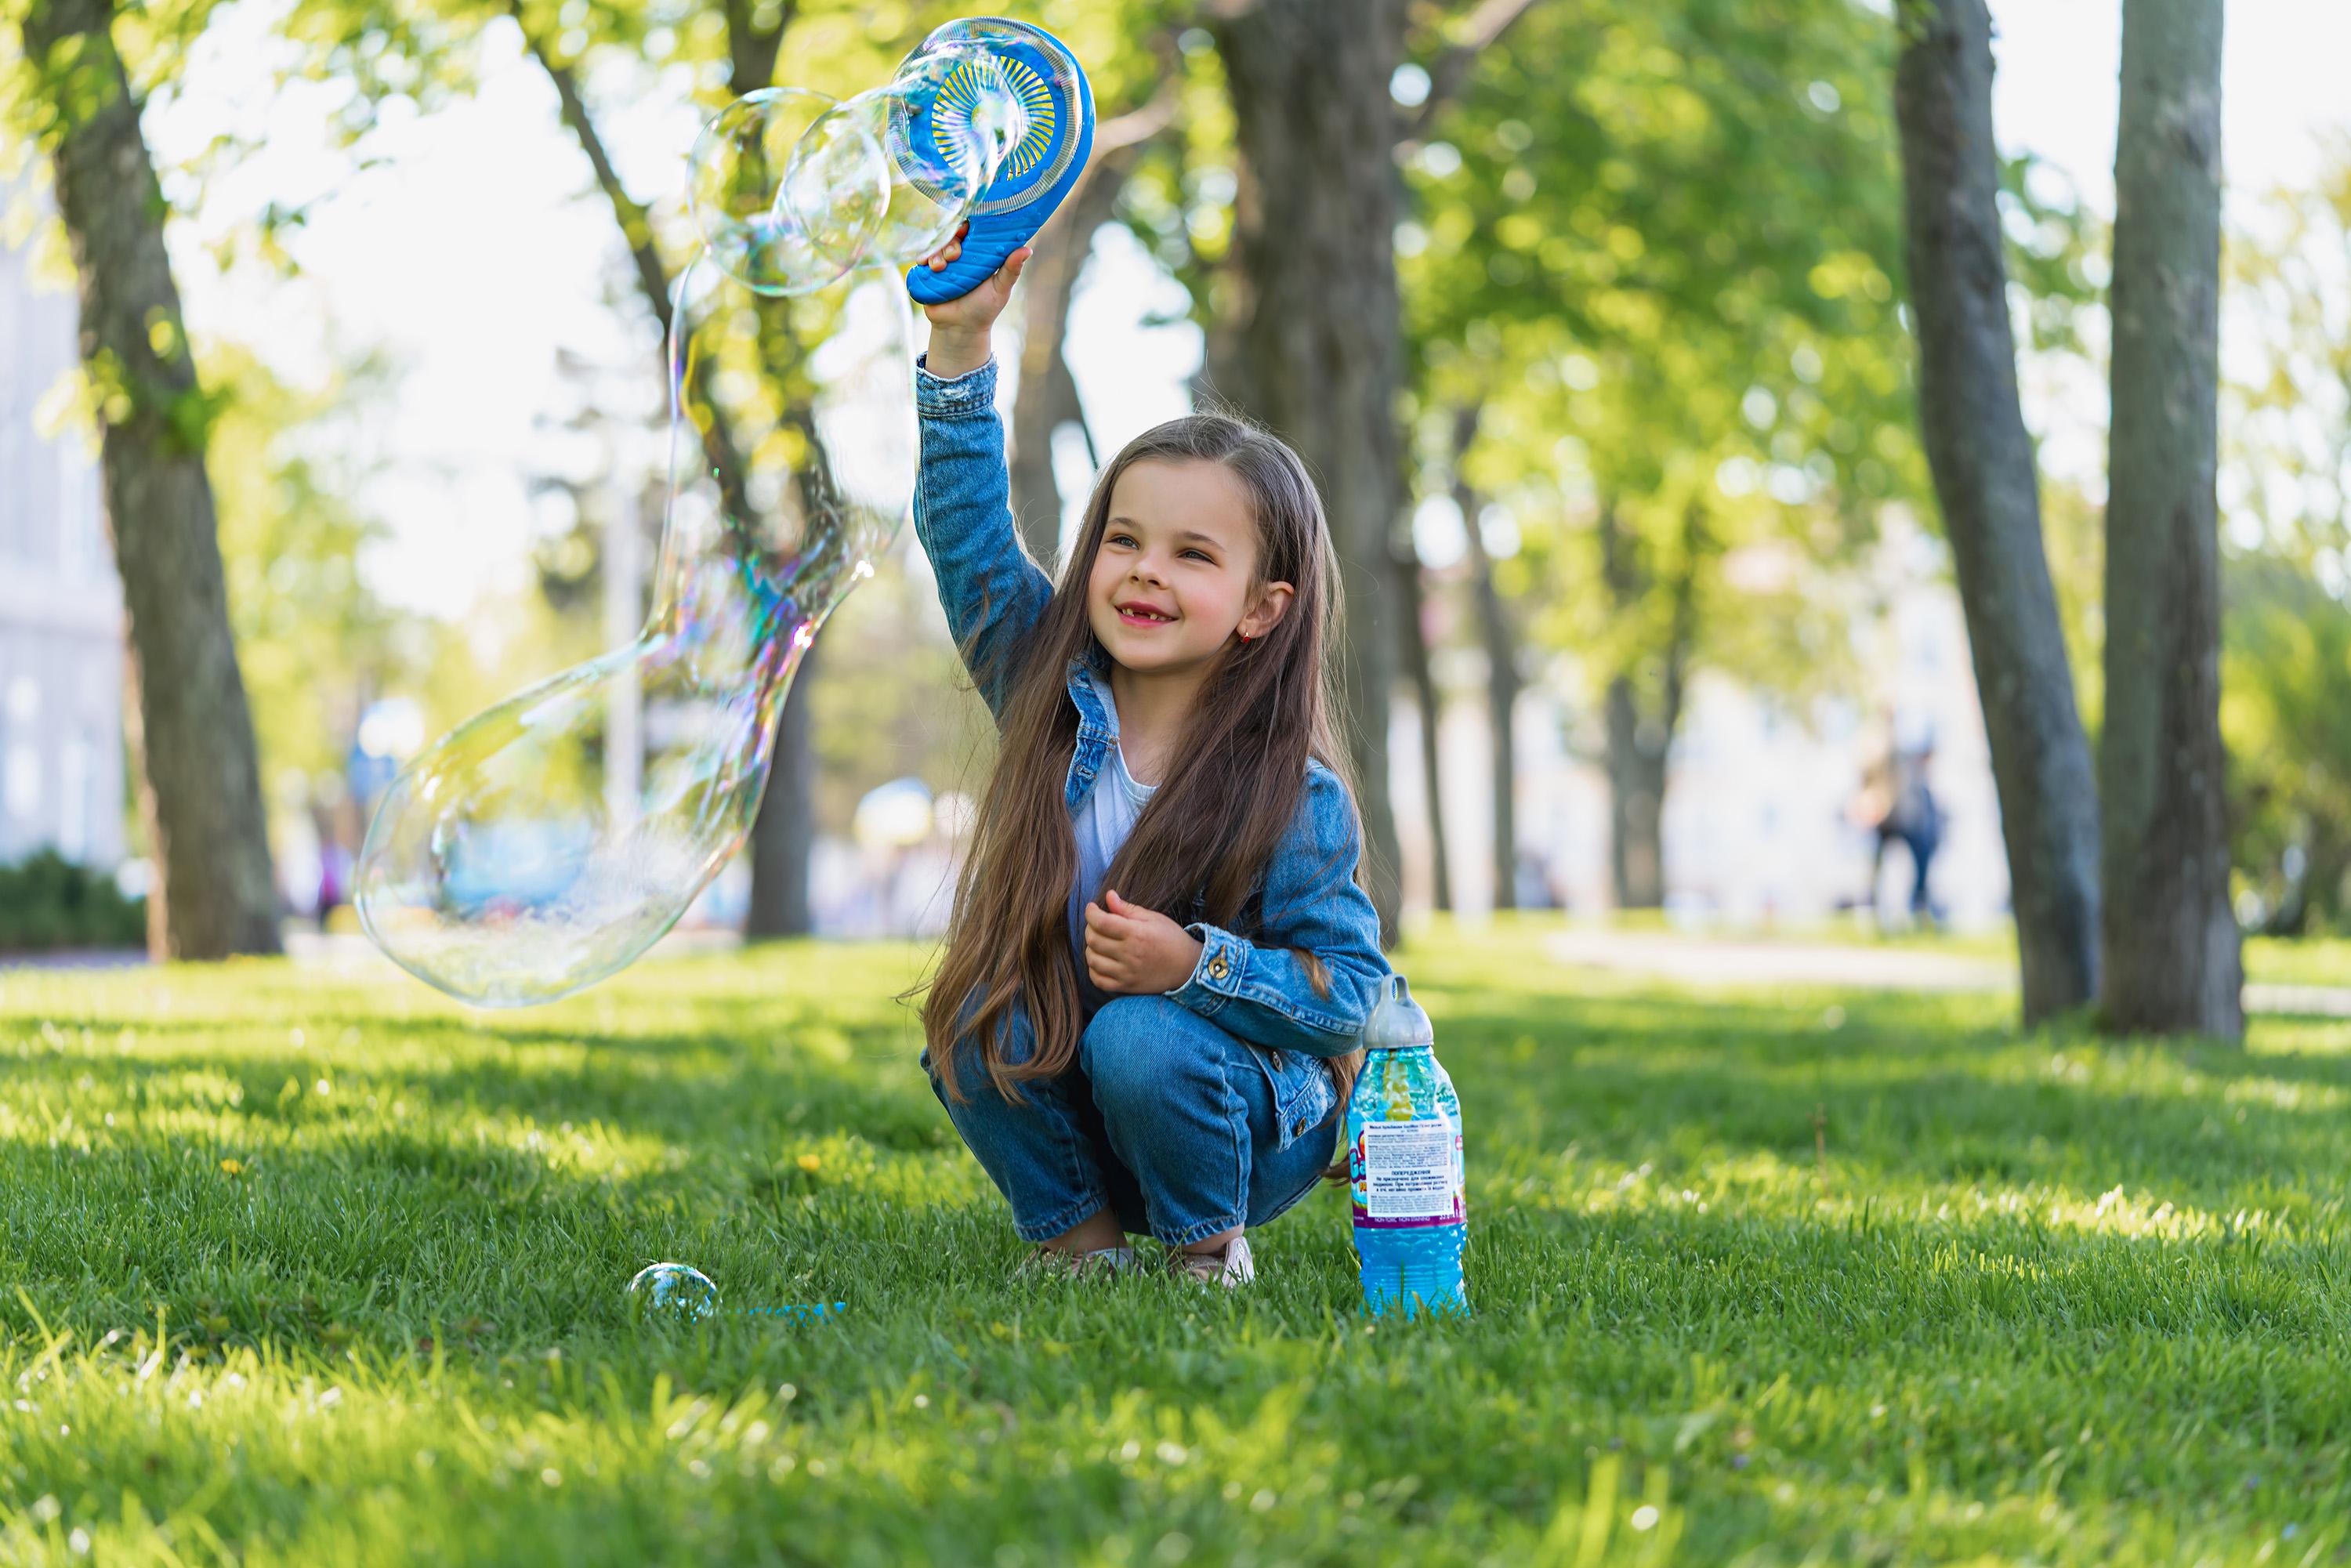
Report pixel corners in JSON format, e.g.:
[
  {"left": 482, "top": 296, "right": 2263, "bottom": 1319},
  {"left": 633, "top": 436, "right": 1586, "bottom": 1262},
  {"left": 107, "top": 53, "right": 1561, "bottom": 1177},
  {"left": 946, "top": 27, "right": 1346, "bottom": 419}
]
[{"left": 1182, "top": 549, "right": 1212, "bottom": 562}]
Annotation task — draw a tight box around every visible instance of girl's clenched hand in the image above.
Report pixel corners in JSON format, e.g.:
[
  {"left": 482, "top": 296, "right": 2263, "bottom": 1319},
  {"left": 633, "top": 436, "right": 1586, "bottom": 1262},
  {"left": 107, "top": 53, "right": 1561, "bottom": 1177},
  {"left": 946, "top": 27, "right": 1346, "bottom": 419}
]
[
  {"left": 918, "top": 225, "right": 1031, "bottom": 377},
  {"left": 1081, "top": 889, "right": 1205, "bottom": 996}
]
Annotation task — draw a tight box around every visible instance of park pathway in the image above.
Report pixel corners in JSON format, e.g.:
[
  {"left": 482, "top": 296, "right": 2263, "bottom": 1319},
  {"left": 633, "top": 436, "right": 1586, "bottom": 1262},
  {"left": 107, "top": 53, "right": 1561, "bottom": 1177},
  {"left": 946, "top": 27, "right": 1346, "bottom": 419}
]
[
  {"left": 1545, "top": 926, "right": 2351, "bottom": 1018},
  {"left": 19, "top": 925, "right": 2344, "bottom": 1020}
]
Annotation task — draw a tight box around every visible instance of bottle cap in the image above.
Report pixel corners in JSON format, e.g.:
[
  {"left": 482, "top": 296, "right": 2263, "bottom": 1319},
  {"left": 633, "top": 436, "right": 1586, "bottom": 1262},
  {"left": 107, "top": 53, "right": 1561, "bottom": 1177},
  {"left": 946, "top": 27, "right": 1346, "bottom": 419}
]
[{"left": 1360, "top": 973, "right": 1433, "bottom": 1051}]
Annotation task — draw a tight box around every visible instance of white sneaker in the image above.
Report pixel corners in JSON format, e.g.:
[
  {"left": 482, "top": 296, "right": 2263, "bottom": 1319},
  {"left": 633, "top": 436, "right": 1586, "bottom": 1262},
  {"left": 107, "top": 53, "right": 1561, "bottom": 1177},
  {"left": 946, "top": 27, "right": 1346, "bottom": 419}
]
[
  {"left": 1018, "top": 1244, "right": 1136, "bottom": 1281},
  {"left": 1172, "top": 1234, "right": 1255, "bottom": 1287}
]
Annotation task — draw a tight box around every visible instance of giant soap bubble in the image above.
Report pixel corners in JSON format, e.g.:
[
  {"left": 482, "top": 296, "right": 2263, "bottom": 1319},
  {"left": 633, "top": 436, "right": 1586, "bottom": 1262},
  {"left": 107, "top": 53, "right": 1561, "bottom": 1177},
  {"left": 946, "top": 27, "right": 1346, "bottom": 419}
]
[
  {"left": 356, "top": 24, "right": 1087, "bottom": 1006},
  {"left": 685, "top": 86, "right": 893, "bottom": 296}
]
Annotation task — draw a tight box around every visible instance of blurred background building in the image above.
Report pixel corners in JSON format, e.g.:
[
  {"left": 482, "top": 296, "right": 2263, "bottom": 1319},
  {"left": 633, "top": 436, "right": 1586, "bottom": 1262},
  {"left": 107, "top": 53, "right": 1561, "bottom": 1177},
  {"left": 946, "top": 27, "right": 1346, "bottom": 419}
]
[{"left": 0, "top": 181, "right": 127, "bottom": 874}]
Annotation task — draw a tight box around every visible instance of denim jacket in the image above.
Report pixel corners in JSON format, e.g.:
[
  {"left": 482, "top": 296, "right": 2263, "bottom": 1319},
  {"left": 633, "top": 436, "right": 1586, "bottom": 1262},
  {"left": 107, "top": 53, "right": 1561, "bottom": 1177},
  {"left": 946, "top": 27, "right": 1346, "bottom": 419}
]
[{"left": 911, "top": 354, "right": 1390, "bottom": 1090}]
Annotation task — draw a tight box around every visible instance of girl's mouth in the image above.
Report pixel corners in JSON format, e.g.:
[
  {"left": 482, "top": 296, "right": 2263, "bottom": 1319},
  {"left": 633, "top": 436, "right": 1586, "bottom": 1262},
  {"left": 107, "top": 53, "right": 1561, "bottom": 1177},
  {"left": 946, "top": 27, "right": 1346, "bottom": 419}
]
[{"left": 1115, "top": 607, "right": 1176, "bottom": 628}]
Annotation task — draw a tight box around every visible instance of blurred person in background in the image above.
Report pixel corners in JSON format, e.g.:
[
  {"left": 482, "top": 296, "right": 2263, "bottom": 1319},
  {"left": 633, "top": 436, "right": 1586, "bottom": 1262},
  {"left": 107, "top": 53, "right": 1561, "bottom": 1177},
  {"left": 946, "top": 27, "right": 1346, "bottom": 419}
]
[{"left": 1852, "top": 727, "right": 1943, "bottom": 929}]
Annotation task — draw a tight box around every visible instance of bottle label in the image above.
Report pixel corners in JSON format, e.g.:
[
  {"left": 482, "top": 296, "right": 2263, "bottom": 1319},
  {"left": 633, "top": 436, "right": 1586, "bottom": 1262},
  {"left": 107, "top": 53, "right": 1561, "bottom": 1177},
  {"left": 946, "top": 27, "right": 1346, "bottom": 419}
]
[{"left": 1357, "top": 1120, "right": 1457, "bottom": 1222}]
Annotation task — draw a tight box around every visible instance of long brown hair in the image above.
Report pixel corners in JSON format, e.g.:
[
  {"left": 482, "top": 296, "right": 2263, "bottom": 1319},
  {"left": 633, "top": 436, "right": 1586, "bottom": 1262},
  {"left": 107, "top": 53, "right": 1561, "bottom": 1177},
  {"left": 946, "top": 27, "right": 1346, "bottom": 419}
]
[{"left": 920, "top": 410, "right": 1367, "bottom": 1120}]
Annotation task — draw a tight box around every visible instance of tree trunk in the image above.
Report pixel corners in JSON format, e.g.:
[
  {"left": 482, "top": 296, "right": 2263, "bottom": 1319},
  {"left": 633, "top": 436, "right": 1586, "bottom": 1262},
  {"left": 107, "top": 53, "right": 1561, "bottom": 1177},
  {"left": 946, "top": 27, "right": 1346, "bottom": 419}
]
[
  {"left": 1393, "top": 547, "right": 1452, "bottom": 912},
  {"left": 1894, "top": 0, "right": 2102, "bottom": 1024},
  {"left": 737, "top": 400, "right": 852, "bottom": 940},
  {"left": 746, "top": 636, "right": 819, "bottom": 940},
  {"left": 1008, "top": 278, "right": 1094, "bottom": 573},
  {"left": 1452, "top": 405, "right": 1520, "bottom": 911},
  {"left": 1211, "top": 0, "right": 1410, "bottom": 947},
  {"left": 1597, "top": 502, "right": 1693, "bottom": 912},
  {"left": 2101, "top": 0, "right": 2241, "bottom": 1039},
  {"left": 1605, "top": 675, "right": 1668, "bottom": 911},
  {"left": 2259, "top": 824, "right": 2346, "bottom": 939},
  {"left": 23, "top": 0, "right": 281, "bottom": 959}
]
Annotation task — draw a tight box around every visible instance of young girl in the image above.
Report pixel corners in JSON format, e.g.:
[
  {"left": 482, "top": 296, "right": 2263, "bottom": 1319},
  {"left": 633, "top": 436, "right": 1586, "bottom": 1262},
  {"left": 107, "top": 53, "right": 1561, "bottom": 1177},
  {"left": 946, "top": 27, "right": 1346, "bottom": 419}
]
[{"left": 910, "top": 227, "right": 1390, "bottom": 1287}]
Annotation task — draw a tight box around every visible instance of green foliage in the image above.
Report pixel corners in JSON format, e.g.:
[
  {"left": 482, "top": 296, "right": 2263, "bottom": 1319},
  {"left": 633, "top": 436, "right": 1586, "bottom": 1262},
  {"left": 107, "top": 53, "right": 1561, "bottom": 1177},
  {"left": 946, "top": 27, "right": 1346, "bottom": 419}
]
[
  {"left": 158, "top": 375, "right": 229, "bottom": 454},
  {"left": 1997, "top": 153, "right": 2106, "bottom": 358},
  {"left": 2224, "top": 558, "right": 2351, "bottom": 933},
  {"left": 2222, "top": 144, "right": 2351, "bottom": 934},
  {"left": 204, "top": 341, "right": 408, "bottom": 784},
  {"left": 2, "top": 0, "right": 241, "bottom": 465},
  {"left": 1106, "top": 22, "right": 1237, "bottom": 295},
  {"left": 0, "top": 850, "right": 144, "bottom": 952},
  {"left": 1397, "top": 0, "right": 1920, "bottom": 726},
  {"left": 3, "top": 922, "right": 2351, "bottom": 1559},
  {"left": 5, "top": 0, "right": 237, "bottom": 244},
  {"left": 2038, "top": 474, "right": 2107, "bottom": 738},
  {"left": 6, "top": 25, "right": 117, "bottom": 153}
]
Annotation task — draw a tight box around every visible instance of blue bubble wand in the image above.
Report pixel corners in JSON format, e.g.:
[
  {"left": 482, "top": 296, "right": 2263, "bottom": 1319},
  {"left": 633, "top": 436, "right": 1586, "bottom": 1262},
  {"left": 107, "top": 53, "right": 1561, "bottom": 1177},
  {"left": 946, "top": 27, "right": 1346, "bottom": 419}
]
[{"left": 893, "top": 18, "right": 1096, "bottom": 304}]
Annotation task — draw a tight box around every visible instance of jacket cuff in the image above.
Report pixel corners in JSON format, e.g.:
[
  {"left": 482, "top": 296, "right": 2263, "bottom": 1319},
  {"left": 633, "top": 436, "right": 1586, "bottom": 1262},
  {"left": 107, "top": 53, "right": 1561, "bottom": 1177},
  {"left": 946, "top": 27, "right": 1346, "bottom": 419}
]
[
  {"left": 915, "top": 353, "right": 998, "bottom": 418},
  {"left": 1163, "top": 922, "right": 1250, "bottom": 1015}
]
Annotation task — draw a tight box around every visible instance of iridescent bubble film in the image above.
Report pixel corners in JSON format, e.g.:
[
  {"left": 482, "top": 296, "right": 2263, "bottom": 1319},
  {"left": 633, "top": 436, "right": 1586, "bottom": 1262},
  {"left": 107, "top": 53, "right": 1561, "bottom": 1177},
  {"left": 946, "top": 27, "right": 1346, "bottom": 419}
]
[
  {"left": 356, "top": 255, "right": 918, "bottom": 1005},
  {"left": 843, "top": 47, "right": 1028, "bottom": 266},
  {"left": 357, "top": 39, "right": 1044, "bottom": 1005},
  {"left": 688, "top": 88, "right": 886, "bottom": 295},
  {"left": 625, "top": 1262, "right": 719, "bottom": 1324}
]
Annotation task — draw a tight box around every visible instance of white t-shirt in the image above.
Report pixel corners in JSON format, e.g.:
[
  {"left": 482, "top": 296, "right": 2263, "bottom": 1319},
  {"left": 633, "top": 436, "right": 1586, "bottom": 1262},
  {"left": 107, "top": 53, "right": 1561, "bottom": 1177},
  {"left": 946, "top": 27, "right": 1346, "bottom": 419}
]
[{"left": 1067, "top": 690, "right": 1157, "bottom": 951}]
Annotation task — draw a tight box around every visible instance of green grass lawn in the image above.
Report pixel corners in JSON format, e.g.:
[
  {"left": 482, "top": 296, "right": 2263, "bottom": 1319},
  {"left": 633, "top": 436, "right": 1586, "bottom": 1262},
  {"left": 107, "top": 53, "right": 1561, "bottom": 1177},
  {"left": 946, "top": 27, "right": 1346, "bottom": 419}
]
[{"left": 4, "top": 917, "right": 2349, "bottom": 1565}]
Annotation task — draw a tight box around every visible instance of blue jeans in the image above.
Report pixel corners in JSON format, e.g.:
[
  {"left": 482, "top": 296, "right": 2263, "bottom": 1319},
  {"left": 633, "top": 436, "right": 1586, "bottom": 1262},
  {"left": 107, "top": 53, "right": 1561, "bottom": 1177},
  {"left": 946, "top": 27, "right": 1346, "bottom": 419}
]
[{"left": 926, "top": 993, "right": 1341, "bottom": 1247}]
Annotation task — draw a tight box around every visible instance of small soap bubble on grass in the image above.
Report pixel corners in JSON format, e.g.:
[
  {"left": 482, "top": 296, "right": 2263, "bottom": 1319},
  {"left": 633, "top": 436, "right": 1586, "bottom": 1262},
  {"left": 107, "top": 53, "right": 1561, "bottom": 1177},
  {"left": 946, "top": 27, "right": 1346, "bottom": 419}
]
[{"left": 625, "top": 1262, "right": 719, "bottom": 1325}]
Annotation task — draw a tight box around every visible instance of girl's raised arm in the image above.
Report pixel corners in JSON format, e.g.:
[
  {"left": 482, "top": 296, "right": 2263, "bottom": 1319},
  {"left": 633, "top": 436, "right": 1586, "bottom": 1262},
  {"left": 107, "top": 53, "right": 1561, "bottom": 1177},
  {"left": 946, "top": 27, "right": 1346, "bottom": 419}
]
[
  {"left": 908, "top": 240, "right": 1047, "bottom": 726},
  {"left": 912, "top": 356, "right": 1052, "bottom": 726}
]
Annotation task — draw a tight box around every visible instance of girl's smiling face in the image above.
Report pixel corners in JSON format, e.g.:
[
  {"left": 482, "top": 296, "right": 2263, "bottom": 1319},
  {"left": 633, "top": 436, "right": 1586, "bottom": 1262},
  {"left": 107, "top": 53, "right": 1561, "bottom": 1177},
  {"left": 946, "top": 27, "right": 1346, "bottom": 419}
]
[{"left": 1086, "top": 458, "right": 1294, "bottom": 674}]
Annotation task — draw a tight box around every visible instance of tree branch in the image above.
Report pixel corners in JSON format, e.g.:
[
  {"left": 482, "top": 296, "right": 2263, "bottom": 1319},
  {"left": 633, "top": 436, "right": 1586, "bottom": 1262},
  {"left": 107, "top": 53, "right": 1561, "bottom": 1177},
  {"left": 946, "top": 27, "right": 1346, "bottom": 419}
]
[
  {"left": 511, "top": 0, "right": 755, "bottom": 528},
  {"left": 1098, "top": 40, "right": 1185, "bottom": 153},
  {"left": 1659, "top": 501, "right": 1708, "bottom": 740},
  {"left": 1399, "top": 0, "right": 1543, "bottom": 143},
  {"left": 512, "top": 2, "right": 671, "bottom": 336},
  {"left": 726, "top": 0, "right": 792, "bottom": 93}
]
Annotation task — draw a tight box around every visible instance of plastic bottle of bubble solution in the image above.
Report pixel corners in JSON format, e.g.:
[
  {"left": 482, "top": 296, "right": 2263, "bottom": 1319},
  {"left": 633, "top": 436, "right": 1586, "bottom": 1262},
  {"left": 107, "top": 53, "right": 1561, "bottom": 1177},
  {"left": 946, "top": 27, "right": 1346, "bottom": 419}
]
[{"left": 1347, "top": 973, "right": 1468, "bottom": 1316}]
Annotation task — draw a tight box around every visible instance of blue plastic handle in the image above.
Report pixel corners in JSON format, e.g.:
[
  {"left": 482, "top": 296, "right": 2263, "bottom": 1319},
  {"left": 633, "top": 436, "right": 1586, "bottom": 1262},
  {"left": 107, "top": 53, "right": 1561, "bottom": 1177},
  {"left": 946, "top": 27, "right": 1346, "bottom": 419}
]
[{"left": 902, "top": 20, "right": 1096, "bottom": 304}]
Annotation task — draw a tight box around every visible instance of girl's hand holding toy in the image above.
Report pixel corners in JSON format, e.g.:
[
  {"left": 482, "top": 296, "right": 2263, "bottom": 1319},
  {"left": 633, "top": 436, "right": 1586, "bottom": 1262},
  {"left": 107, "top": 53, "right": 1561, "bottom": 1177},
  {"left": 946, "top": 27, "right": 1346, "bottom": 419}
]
[{"left": 918, "top": 222, "right": 1030, "bottom": 377}]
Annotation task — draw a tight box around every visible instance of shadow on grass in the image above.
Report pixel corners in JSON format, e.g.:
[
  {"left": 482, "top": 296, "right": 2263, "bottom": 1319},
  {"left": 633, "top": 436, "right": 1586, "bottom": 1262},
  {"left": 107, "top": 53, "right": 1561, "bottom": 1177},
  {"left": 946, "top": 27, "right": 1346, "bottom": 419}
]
[
  {"left": 1422, "top": 985, "right": 2351, "bottom": 1210},
  {"left": 0, "top": 993, "right": 946, "bottom": 1143},
  {"left": 8, "top": 950, "right": 2350, "bottom": 1366},
  {"left": 12, "top": 972, "right": 2349, "bottom": 1273}
]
